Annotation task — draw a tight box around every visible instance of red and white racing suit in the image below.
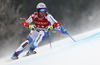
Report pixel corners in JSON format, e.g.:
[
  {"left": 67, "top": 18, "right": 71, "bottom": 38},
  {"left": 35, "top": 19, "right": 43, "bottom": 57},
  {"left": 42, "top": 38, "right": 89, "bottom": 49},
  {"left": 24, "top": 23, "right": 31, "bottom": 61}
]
[{"left": 15, "top": 12, "right": 59, "bottom": 54}]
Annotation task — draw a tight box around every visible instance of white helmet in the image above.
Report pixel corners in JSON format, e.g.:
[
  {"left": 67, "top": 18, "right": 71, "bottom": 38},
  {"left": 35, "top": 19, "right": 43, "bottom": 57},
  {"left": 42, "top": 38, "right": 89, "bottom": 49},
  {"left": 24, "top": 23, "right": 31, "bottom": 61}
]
[{"left": 36, "top": 2, "right": 46, "bottom": 9}]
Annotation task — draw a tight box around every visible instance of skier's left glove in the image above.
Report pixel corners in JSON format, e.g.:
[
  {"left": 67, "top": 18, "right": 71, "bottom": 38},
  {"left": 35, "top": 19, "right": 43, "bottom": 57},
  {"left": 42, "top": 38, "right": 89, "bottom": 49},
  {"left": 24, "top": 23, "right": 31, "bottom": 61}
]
[
  {"left": 29, "top": 25, "right": 36, "bottom": 30},
  {"left": 46, "top": 25, "right": 53, "bottom": 31}
]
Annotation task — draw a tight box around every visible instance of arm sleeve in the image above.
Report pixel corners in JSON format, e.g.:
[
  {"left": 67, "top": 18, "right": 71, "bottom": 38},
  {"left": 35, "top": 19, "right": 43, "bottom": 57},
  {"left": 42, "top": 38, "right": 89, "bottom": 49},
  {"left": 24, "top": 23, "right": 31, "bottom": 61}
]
[
  {"left": 47, "top": 14, "right": 65, "bottom": 33},
  {"left": 47, "top": 14, "right": 57, "bottom": 25},
  {"left": 25, "top": 14, "right": 34, "bottom": 24}
]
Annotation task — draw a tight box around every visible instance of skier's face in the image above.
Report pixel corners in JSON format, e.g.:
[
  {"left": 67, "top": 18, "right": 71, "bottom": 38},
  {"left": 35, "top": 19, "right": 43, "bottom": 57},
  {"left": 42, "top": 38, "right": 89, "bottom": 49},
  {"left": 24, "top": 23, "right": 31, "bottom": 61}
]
[
  {"left": 39, "top": 12, "right": 45, "bottom": 17},
  {"left": 38, "top": 8, "right": 46, "bottom": 18}
]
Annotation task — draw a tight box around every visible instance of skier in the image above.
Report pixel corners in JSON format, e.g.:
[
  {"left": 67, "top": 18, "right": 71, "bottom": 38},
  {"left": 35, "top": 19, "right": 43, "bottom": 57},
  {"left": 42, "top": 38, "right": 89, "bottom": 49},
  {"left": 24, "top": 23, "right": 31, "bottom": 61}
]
[{"left": 11, "top": 2, "right": 63, "bottom": 60}]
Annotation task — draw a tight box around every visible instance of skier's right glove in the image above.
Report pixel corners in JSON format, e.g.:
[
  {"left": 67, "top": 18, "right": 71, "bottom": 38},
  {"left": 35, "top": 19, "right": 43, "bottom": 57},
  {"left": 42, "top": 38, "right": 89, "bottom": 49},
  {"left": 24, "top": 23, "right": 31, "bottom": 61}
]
[
  {"left": 29, "top": 25, "right": 36, "bottom": 30},
  {"left": 23, "top": 22, "right": 29, "bottom": 28}
]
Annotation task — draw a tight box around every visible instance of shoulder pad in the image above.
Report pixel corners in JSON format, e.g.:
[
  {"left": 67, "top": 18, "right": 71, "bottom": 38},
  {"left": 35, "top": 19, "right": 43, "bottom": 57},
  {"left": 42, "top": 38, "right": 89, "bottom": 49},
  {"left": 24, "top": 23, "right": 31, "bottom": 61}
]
[
  {"left": 45, "top": 12, "right": 49, "bottom": 16},
  {"left": 31, "top": 12, "right": 38, "bottom": 17},
  {"left": 31, "top": 14, "right": 34, "bottom": 17},
  {"left": 34, "top": 12, "right": 38, "bottom": 15}
]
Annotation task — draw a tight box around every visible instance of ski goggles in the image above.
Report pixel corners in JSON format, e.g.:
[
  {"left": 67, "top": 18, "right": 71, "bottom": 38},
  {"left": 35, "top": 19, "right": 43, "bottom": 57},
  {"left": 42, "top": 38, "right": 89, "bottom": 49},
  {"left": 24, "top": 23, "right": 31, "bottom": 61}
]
[{"left": 39, "top": 8, "right": 46, "bottom": 12}]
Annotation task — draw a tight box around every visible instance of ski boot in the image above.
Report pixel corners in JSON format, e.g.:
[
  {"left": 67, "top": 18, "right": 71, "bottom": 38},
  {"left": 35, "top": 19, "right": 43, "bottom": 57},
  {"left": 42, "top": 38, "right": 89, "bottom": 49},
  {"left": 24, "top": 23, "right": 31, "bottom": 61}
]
[
  {"left": 26, "top": 47, "right": 36, "bottom": 56},
  {"left": 26, "top": 51, "right": 37, "bottom": 56},
  {"left": 11, "top": 52, "right": 18, "bottom": 60}
]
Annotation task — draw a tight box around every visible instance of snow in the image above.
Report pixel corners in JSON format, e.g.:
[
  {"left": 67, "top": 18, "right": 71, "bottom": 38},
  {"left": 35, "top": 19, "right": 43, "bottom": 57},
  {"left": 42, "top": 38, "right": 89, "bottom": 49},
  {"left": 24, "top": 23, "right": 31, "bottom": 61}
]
[{"left": 1, "top": 28, "right": 100, "bottom": 65}]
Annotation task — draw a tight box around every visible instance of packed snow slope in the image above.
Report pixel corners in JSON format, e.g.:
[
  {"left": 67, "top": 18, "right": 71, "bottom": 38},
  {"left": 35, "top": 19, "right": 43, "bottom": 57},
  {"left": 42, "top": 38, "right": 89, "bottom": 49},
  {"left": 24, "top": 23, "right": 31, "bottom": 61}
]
[{"left": 1, "top": 28, "right": 100, "bottom": 65}]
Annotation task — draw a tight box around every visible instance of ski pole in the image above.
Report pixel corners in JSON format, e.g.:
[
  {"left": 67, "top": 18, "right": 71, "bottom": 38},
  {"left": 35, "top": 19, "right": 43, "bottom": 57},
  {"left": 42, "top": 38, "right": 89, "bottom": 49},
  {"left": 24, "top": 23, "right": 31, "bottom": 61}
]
[
  {"left": 49, "top": 31, "right": 52, "bottom": 48},
  {"left": 51, "top": 31, "right": 62, "bottom": 39},
  {"left": 65, "top": 32, "right": 76, "bottom": 42},
  {"left": 49, "top": 30, "right": 62, "bottom": 48},
  {"left": 20, "top": 18, "right": 26, "bottom": 21},
  {"left": 61, "top": 25, "right": 76, "bottom": 42}
]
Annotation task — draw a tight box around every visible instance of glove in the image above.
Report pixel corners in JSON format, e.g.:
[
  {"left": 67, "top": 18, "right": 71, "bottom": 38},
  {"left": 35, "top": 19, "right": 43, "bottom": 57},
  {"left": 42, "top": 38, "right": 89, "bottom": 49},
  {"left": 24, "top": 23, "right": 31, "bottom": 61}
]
[
  {"left": 46, "top": 25, "right": 53, "bottom": 31},
  {"left": 53, "top": 22, "right": 60, "bottom": 28},
  {"left": 22, "top": 22, "right": 29, "bottom": 28},
  {"left": 29, "top": 25, "right": 36, "bottom": 30}
]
